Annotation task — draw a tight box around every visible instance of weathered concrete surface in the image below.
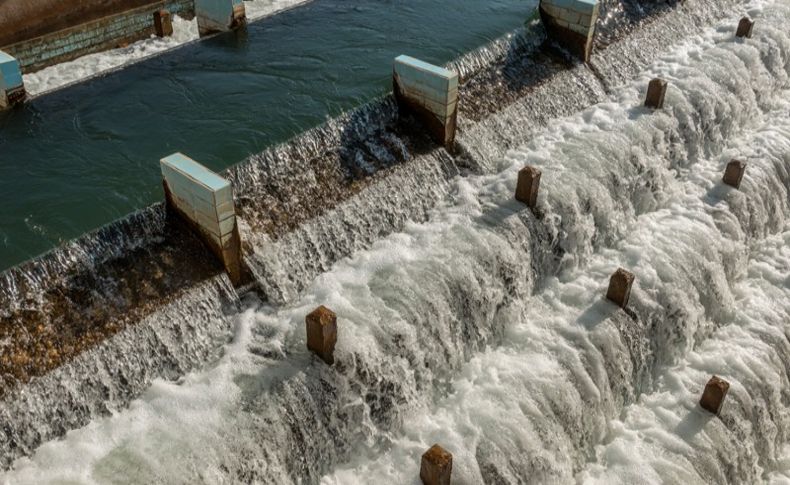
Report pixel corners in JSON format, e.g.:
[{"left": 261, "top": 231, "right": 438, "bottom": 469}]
[
  {"left": 0, "top": 50, "right": 26, "bottom": 109},
  {"left": 420, "top": 444, "right": 453, "bottom": 485},
  {"left": 154, "top": 9, "right": 174, "bottom": 37},
  {"left": 161, "top": 153, "right": 244, "bottom": 285},
  {"left": 723, "top": 159, "right": 747, "bottom": 189},
  {"left": 606, "top": 268, "right": 635, "bottom": 309},
  {"left": 305, "top": 306, "right": 338, "bottom": 365},
  {"left": 394, "top": 55, "right": 459, "bottom": 150},
  {"left": 700, "top": 376, "right": 730, "bottom": 415},
  {"left": 195, "top": 0, "right": 246, "bottom": 36},
  {"left": 0, "top": 0, "right": 193, "bottom": 73},
  {"left": 515, "top": 165, "right": 542, "bottom": 210},
  {"left": 736, "top": 17, "right": 754, "bottom": 38},
  {"left": 644, "top": 78, "right": 667, "bottom": 109},
  {"left": 539, "top": 0, "right": 600, "bottom": 62}
]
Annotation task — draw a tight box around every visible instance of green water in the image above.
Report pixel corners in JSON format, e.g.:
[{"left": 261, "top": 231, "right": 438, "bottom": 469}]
[{"left": 0, "top": 0, "right": 532, "bottom": 271}]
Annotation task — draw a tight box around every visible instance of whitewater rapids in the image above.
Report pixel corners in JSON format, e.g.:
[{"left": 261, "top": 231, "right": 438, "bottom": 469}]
[{"left": 3, "top": 0, "right": 790, "bottom": 483}]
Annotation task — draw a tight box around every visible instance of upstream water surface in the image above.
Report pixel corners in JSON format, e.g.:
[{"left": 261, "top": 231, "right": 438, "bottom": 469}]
[
  {"left": 2, "top": 0, "right": 789, "bottom": 483},
  {"left": 0, "top": 0, "right": 529, "bottom": 271}
]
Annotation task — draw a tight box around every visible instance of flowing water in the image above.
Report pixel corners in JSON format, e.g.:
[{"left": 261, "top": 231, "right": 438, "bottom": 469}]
[
  {"left": 2, "top": 0, "right": 789, "bottom": 483},
  {"left": 0, "top": 0, "right": 529, "bottom": 272}
]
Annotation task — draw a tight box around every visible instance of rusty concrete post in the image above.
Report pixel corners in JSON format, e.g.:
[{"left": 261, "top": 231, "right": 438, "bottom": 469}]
[
  {"left": 160, "top": 153, "right": 244, "bottom": 285},
  {"left": 736, "top": 18, "right": 754, "bottom": 38},
  {"left": 606, "top": 268, "right": 635, "bottom": 309},
  {"left": 154, "top": 10, "right": 174, "bottom": 37},
  {"left": 539, "top": 0, "right": 600, "bottom": 63},
  {"left": 515, "top": 166, "right": 542, "bottom": 210},
  {"left": 195, "top": 0, "right": 247, "bottom": 36},
  {"left": 723, "top": 159, "right": 746, "bottom": 189},
  {"left": 644, "top": 78, "right": 668, "bottom": 109},
  {"left": 0, "top": 50, "right": 26, "bottom": 110},
  {"left": 306, "top": 306, "right": 337, "bottom": 365},
  {"left": 420, "top": 444, "right": 452, "bottom": 485},
  {"left": 700, "top": 375, "right": 730, "bottom": 415},
  {"left": 393, "top": 55, "right": 459, "bottom": 150}
]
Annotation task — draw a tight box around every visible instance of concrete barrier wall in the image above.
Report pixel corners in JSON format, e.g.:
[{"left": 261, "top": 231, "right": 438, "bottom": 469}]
[
  {"left": 195, "top": 0, "right": 246, "bottom": 36},
  {"left": 539, "top": 0, "right": 599, "bottom": 62},
  {"left": 161, "top": 153, "right": 243, "bottom": 284},
  {"left": 0, "top": 51, "right": 25, "bottom": 109},
  {"left": 393, "top": 55, "right": 459, "bottom": 148},
  {"left": 0, "top": 0, "right": 194, "bottom": 73}
]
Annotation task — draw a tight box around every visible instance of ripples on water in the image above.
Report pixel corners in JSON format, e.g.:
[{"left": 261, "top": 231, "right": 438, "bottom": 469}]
[{"left": 2, "top": 0, "right": 790, "bottom": 483}]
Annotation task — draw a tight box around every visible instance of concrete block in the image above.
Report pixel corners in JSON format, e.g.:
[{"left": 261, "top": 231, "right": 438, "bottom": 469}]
[
  {"left": 606, "top": 268, "right": 634, "bottom": 309},
  {"left": 161, "top": 152, "right": 243, "bottom": 284},
  {"left": 196, "top": 0, "right": 246, "bottom": 36},
  {"left": 723, "top": 159, "right": 747, "bottom": 189},
  {"left": 700, "top": 376, "right": 729, "bottom": 415},
  {"left": 539, "top": 0, "right": 599, "bottom": 62},
  {"left": 154, "top": 10, "right": 174, "bottom": 37},
  {"left": 736, "top": 18, "right": 754, "bottom": 38},
  {"left": 393, "top": 55, "right": 459, "bottom": 149},
  {"left": 644, "top": 78, "right": 667, "bottom": 110},
  {"left": 306, "top": 306, "right": 337, "bottom": 365},
  {"left": 0, "top": 50, "right": 26, "bottom": 110},
  {"left": 542, "top": 0, "right": 597, "bottom": 15},
  {"left": 420, "top": 444, "right": 452, "bottom": 485},
  {"left": 515, "top": 166, "right": 542, "bottom": 210}
]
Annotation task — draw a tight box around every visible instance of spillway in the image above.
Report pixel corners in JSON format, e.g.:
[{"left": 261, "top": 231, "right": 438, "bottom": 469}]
[{"left": 1, "top": 0, "right": 789, "bottom": 483}]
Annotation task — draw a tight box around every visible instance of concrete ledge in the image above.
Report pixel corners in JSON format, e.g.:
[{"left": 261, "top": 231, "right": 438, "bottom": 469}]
[
  {"left": 161, "top": 153, "right": 243, "bottom": 284},
  {"left": 2, "top": 0, "right": 194, "bottom": 73},
  {"left": 0, "top": 50, "right": 25, "bottom": 109},
  {"left": 195, "top": 0, "right": 246, "bottom": 36},
  {"left": 539, "top": 0, "right": 599, "bottom": 62},
  {"left": 393, "top": 55, "right": 459, "bottom": 149}
]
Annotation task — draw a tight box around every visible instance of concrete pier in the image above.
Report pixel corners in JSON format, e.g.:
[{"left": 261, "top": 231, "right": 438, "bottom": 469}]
[
  {"left": 539, "top": 0, "right": 600, "bottom": 63},
  {"left": 700, "top": 376, "right": 730, "bottom": 415},
  {"left": 195, "top": 0, "right": 246, "bottom": 36},
  {"left": 420, "top": 444, "right": 452, "bottom": 485},
  {"left": 736, "top": 18, "right": 754, "bottom": 38},
  {"left": 393, "top": 55, "right": 459, "bottom": 150},
  {"left": 723, "top": 159, "right": 747, "bottom": 189},
  {"left": 306, "top": 306, "right": 337, "bottom": 365},
  {"left": 160, "top": 152, "right": 243, "bottom": 284},
  {"left": 644, "top": 78, "right": 667, "bottom": 109},
  {"left": 154, "top": 10, "right": 174, "bottom": 38},
  {"left": 606, "top": 268, "right": 634, "bottom": 309},
  {"left": 515, "top": 166, "right": 542, "bottom": 210},
  {"left": 0, "top": 50, "right": 25, "bottom": 109}
]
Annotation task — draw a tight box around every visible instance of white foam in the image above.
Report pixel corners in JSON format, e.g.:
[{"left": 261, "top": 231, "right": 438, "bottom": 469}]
[{"left": 3, "top": 0, "right": 790, "bottom": 483}]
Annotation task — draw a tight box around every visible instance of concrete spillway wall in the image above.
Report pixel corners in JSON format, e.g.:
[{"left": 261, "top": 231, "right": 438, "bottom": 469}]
[{"left": 0, "top": 0, "right": 194, "bottom": 73}]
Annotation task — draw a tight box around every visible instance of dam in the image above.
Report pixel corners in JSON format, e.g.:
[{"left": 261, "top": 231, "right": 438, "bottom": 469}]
[{"left": 1, "top": 0, "right": 790, "bottom": 483}]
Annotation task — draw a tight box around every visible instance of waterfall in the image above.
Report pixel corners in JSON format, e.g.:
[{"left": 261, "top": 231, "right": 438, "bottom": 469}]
[{"left": 2, "top": 0, "right": 789, "bottom": 483}]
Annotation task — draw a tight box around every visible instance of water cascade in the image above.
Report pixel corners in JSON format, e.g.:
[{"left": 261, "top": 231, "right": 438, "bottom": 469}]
[{"left": 1, "top": 0, "right": 789, "bottom": 483}]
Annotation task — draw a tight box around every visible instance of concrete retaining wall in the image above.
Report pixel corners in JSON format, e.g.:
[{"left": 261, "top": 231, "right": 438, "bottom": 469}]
[
  {"left": 196, "top": 0, "right": 246, "bottom": 36},
  {"left": 393, "top": 55, "right": 459, "bottom": 148},
  {"left": 161, "top": 153, "right": 243, "bottom": 284},
  {"left": 0, "top": 0, "right": 194, "bottom": 73},
  {"left": 0, "top": 51, "right": 25, "bottom": 108},
  {"left": 539, "top": 0, "right": 599, "bottom": 62}
]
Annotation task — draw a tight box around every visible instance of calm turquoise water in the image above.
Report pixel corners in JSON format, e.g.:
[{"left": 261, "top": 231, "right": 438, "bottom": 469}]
[{"left": 0, "top": 0, "right": 531, "bottom": 271}]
